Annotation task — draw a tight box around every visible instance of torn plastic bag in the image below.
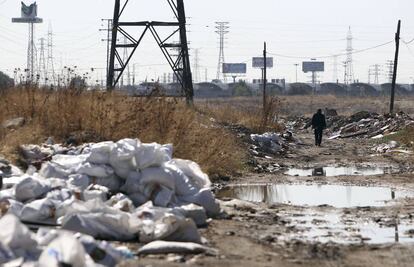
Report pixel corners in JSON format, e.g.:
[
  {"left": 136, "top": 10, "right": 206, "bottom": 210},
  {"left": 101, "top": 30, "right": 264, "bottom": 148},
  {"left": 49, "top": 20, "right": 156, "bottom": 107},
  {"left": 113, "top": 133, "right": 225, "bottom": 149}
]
[
  {"left": 86, "top": 141, "right": 115, "bottom": 165},
  {"left": 170, "top": 159, "right": 211, "bottom": 189},
  {"left": 38, "top": 233, "right": 87, "bottom": 267},
  {"left": 20, "top": 198, "right": 57, "bottom": 223},
  {"left": 138, "top": 240, "right": 211, "bottom": 255},
  {"left": 0, "top": 214, "right": 39, "bottom": 259},
  {"left": 132, "top": 202, "right": 201, "bottom": 244},
  {"left": 62, "top": 212, "right": 136, "bottom": 241},
  {"left": 56, "top": 199, "right": 121, "bottom": 219},
  {"left": 15, "top": 177, "right": 51, "bottom": 203},
  {"left": 135, "top": 143, "right": 173, "bottom": 170}
]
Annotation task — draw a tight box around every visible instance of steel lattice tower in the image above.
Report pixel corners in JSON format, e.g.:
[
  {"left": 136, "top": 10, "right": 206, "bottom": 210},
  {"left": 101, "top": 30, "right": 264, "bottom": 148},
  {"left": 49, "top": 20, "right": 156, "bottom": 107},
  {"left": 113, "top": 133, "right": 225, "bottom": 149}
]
[
  {"left": 193, "top": 48, "right": 200, "bottom": 83},
  {"left": 332, "top": 55, "right": 338, "bottom": 82},
  {"left": 215, "top": 22, "right": 229, "bottom": 82},
  {"left": 107, "top": 0, "right": 194, "bottom": 103},
  {"left": 46, "top": 23, "right": 56, "bottom": 86},
  {"left": 28, "top": 23, "right": 38, "bottom": 82},
  {"left": 344, "top": 27, "right": 354, "bottom": 85},
  {"left": 38, "top": 37, "right": 46, "bottom": 85}
]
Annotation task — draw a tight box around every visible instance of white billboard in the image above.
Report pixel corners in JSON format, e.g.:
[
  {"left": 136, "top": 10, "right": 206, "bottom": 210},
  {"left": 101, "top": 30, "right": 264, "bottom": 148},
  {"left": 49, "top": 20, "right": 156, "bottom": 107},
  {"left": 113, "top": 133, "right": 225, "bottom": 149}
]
[
  {"left": 223, "top": 63, "right": 247, "bottom": 74},
  {"left": 252, "top": 57, "right": 274, "bottom": 68},
  {"left": 302, "top": 61, "right": 325, "bottom": 73}
]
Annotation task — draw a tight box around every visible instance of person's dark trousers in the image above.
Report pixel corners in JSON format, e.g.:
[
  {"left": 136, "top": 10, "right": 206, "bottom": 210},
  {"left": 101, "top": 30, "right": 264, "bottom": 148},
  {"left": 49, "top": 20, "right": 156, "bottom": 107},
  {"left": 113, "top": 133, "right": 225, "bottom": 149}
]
[{"left": 314, "top": 128, "right": 323, "bottom": 146}]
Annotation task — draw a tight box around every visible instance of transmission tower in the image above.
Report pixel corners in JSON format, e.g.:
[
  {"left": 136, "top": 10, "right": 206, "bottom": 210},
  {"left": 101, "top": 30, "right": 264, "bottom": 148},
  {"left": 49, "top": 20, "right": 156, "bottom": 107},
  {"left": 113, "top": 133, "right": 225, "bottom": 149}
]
[
  {"left": 385, "top": 60, "right": 394, "bottom": 83},
  {"left": 38, "top": 37, "right": 46, "bottom": 85},
  {"left": 369, "top": 64, "right": 381, "bottom": 84},
  {"left": 215, "top": 22, "right": 229, "bottom": 82},
  {"left": 344, "top": 26, "right": 354, "bottom": 85},
  {"left": 332, "top": 55, "right": 338, "bottom": 82},
  {"left": 193, "top": 48, "right": 200, "bottom": 83},
  {"left": 107, "top": 0, "right": 194, "bottom": 103},
  {"left": 46, "top": 23, "right": 56, "bottom": 86},
  {"left": 100, "top": 19, "right": 113, "bottom": 85}
]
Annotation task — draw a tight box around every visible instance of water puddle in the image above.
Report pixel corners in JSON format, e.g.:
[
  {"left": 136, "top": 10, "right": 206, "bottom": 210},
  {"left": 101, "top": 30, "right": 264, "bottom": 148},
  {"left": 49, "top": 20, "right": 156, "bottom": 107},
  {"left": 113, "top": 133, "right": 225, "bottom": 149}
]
[
  {"left": 217, "top": 184, "right": 399, "bottom": 208},
  {"left": 285, "top": 166, "right": 395, "bottom": 177},
  {"left": 285, "top": 212, "right": 414, "bottom": 244}
]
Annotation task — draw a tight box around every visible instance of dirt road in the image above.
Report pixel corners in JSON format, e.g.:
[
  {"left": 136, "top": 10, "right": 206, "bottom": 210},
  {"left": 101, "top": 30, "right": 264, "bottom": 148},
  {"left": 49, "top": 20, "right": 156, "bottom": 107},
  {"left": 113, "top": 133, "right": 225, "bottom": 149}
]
[{"left": 122, "top": 130, "right": 414, "bottom": 267}]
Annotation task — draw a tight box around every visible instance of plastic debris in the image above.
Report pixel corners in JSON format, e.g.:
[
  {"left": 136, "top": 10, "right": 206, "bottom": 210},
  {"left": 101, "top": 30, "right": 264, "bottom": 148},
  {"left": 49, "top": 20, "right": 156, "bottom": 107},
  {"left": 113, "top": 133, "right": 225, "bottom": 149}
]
[{"left": 138, "top": 240, "right": 211, "bottom": 255}]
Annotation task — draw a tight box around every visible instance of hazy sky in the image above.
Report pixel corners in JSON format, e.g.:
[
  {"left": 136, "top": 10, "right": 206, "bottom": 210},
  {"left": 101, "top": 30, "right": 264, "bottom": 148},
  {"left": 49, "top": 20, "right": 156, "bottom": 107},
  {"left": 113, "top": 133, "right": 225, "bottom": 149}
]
[{"left": 0, "top": 0, "right": 414, "bottom": 84}]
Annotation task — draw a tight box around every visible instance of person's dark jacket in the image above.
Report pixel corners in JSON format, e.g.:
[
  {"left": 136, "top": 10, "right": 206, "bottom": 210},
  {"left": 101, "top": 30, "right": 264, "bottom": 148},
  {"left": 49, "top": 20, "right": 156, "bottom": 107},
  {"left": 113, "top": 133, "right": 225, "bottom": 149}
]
[{"left": 311, "top": 113, "right": 327, "bottom": 129}]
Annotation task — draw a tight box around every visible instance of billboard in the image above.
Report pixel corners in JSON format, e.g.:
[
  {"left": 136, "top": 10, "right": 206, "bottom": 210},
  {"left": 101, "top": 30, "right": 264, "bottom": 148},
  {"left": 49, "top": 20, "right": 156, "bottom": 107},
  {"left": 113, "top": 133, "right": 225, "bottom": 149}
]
[
  {"left": 21, "top": 2, "right": 38, "bottom": 19},
  {"left": 223, "top": 63, "right": 247, "bottom": 74},
  {"left": 302, "top": 61, "right": 325, "bottom": 73},
  {"left": 12, "top": 2, "right": 43, "bottom": 23},
  {"left": 252, "top": 57, "right": 274, "bottom": 68}
]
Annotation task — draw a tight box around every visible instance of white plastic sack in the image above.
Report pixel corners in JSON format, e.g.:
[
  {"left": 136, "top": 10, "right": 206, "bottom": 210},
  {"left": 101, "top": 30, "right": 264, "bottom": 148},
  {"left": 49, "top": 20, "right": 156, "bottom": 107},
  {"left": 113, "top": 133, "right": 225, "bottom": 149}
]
[
  {"left": 20, "top": 198, "right": 56, "bottom": 223},
  {"left": 15, "top": 177, "right": 51, "bottom": 202},
  {"left": 170, "top": 159, "right": 211, "bottom": 189},
  {"left": 135, "top": 143, "right": 173, "bottom": 169},
  {"left": 0, "top": 214, "right": 39, "bottom": 258},
  {"left": 76, "top": 162, "right": 114, "bottom": 178},
  {"left": 62, "top": 212, "right": 136, "bottom": 241},
  {"left": 132, "top": 202, "right": 201, "bottom": 244},
  {"left": 173, "top": 204, "right": 207, "bottom": 227},
  {"left": 86, "top": 141, "right": 115, "bottom": 165},
  {"left": 120, "top": 171, "right": 142, "bottom": 194},
  {"left": 67, "top": 174, "right": 90, "bottom": 190},
  {"left": 39, "top": 162, "right": 72, "bottom": 179},
  {"left": 38, "top": 233, "right": 87, "bottom": 267},
  {"left": 138, "top": 240, "right": 210, "bottom": 255},
  {"left": 180, "top": 188, "right": 220, "bottom": 217},
  {"left": 106, "top": 193, "right": 135, "bottom": 213},
  {"left": 109, "top": 139, "right": 139, "bottom": 179}
]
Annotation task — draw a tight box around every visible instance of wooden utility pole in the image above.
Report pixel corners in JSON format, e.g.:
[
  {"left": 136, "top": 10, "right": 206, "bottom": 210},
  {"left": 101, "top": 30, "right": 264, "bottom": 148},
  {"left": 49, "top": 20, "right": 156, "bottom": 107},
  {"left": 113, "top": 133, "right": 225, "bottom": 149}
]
[
  {"left": 263, "top": 42, "right": 267, "bottom": 113},
  {"left": 390, "top": 20, "right": 401, "bottom": 114}
]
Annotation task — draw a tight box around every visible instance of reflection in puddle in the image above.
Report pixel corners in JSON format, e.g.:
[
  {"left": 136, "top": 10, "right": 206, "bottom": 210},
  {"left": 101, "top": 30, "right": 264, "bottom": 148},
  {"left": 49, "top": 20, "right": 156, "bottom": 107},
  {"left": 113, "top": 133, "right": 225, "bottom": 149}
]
[
  {"left": 218, "top": 184, "right": 397, "bottom": 208},
  {"left": 285, "top": 166, "right": 394, "bottom": 177},
  {"left": 286, "top": 212, "right": 414, "bottom": 244}
]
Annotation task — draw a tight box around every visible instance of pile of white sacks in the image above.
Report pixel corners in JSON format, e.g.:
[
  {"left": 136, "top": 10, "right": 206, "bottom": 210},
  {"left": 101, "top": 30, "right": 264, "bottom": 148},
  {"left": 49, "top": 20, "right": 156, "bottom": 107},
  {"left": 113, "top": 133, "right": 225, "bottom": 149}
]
[{"left": 0, "top": 138, "right": 220, "bottom": 266}]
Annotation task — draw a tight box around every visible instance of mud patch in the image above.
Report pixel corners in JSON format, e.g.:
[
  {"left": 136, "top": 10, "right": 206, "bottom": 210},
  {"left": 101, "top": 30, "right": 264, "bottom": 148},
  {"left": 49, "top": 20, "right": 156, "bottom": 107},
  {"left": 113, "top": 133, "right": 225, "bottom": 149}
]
[{"left": 217, "top": 184, "right": 404, "bottom": 208}]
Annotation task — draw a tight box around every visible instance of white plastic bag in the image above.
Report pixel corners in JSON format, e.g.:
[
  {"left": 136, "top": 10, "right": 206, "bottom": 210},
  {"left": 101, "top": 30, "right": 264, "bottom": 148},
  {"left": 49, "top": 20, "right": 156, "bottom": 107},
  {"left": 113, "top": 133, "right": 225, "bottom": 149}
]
[
  {"left": 138, "top": 240, "right": 210, "bottom": 255},
  {"left": 76, "top": 162, "right": 114, "bottom": 178},
  {"left": 38, "top": 233, "right": 87, "bottom": 267},
  {"left": 170, "top": 159, "right": 211, "bottom": 189},
  {"left": 15, "top": 177, "right": 51, "bottom": 202},
  {"left": 86, "top": 141, "right": 115, "bottom": 165},
  {"left": 20, "top": 198, "right": 56, "bottom": 223},
  {"left": 135, "top": 143, "right": 173, "bottom": 169}
]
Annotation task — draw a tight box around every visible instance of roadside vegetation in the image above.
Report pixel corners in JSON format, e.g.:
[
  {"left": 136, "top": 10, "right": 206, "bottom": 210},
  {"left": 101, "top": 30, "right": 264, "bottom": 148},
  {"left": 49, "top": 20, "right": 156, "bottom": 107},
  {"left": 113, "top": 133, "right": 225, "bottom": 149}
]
[{"left": 0, "top": 86, "right": 246, "bottom": 178}]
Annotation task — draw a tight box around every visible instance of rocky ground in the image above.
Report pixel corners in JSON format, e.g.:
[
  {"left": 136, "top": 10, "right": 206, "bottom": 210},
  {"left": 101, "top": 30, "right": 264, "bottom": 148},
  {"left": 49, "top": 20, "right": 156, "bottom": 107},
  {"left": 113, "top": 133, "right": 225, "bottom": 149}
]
[{"left": 122, "top": 129, "right": 414, "bottom": 267}]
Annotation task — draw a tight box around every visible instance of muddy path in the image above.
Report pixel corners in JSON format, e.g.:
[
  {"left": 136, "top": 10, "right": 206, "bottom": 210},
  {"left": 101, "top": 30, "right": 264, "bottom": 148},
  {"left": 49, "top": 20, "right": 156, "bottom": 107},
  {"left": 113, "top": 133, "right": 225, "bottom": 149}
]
[{"left": 123, "top": 131, "right": 414, "bottom": 267}]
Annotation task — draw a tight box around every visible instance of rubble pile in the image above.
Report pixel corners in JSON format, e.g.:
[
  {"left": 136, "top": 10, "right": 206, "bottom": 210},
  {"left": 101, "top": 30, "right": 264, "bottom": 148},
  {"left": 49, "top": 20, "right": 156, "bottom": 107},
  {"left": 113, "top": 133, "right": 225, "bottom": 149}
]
[
  {"left": 287, "top": 111, "right": 414, "bottom": 139},
  {"left": 249, "top": 131, "right": 303, "bottom": 157},
  {"left": 328, "top": 111, "right": 414, "bottom": 139},
  {"left": 0, "top": 138, "right": 221, "bottom": 266}
]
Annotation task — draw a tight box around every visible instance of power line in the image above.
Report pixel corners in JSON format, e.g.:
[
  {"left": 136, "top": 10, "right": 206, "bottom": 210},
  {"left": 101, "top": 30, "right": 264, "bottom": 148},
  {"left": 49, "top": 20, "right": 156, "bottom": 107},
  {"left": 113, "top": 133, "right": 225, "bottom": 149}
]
[{"left": 267, "top": 40, "right": 393, "bottom": 59}]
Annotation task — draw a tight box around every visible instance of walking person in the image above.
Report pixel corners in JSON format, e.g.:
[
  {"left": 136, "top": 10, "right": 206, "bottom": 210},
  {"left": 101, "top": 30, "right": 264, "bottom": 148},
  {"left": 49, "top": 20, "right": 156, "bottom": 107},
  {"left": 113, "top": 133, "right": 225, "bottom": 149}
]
[{"left": 311, "top": 109, "right": 327, "bottom": 146}]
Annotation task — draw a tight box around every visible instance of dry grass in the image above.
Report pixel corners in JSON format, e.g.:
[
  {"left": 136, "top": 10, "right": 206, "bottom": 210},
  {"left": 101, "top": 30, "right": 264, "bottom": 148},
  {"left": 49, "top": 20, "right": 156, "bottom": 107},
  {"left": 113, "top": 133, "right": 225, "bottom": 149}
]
[
  {"left": 0, "top": 86, "right": 245, "bottom": 178},
  {"left": 196, "top": 97, "right": 284, "bottom": 134}
]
